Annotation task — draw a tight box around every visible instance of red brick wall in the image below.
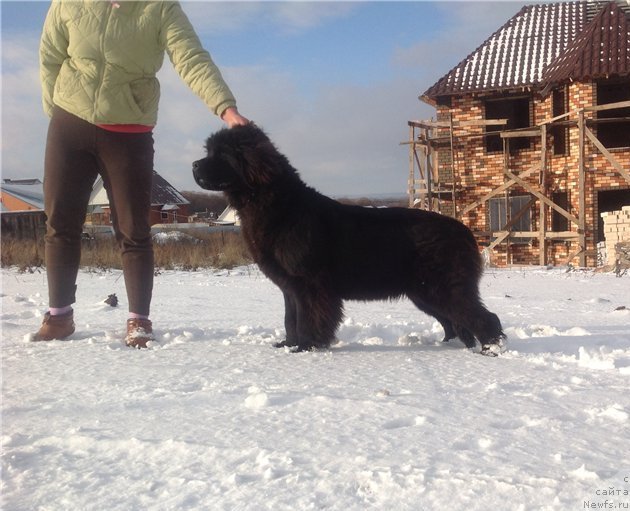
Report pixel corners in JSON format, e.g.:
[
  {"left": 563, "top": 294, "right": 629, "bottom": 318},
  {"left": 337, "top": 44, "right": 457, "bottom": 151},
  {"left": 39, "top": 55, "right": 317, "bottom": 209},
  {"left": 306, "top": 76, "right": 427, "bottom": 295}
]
[
  {"left": 433, "top": 81, "right": 630, "bottom": 267},
  {"left": 149, "top": 205, "right": 190, "bottom": 226}
]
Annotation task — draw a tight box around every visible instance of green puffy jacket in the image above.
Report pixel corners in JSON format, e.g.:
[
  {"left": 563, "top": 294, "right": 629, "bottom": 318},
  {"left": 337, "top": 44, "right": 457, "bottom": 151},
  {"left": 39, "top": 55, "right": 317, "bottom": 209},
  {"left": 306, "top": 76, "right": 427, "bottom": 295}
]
[{"left": 39, "top": 0, "right": 237, "bottom": 126}]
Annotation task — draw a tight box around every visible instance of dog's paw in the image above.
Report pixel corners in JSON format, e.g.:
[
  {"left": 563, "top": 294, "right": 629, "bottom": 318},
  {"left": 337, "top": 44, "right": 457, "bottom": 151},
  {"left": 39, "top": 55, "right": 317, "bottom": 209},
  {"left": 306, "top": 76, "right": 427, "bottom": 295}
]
[
  {"left": 292, "top": 344, "right": 333, "bottom": 353},
  {"left": 273, "top": 339, "right": 298, "bottom": 349},
  {"left": 480, "top": 339, "right": 507, "bottom": 357},
  {"left": 290, "top": 345, "right": 314, "bottom": 353}
]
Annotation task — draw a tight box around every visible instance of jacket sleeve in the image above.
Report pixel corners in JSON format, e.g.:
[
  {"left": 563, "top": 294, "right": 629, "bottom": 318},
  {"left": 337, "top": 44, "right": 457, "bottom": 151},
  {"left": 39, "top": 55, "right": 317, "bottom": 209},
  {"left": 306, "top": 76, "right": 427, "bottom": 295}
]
[
  {"left": 161, "top": 2, "right": 237, "bottom": 117},
  {"left": 39, "top": 2, "right": 69, "bottom": 117}
]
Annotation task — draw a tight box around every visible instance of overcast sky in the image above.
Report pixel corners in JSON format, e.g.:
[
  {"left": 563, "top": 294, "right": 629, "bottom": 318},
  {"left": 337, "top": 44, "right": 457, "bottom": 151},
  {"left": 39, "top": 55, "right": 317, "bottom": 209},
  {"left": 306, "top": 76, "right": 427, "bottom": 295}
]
[{"left": 1, "top": 1, "right": 527, "bottom": 197}]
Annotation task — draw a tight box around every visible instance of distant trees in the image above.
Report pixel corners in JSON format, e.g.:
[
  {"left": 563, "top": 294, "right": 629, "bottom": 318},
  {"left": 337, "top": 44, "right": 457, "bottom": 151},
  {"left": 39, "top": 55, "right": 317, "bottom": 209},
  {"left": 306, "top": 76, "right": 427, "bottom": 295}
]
[
  {"left": 181, "top": 190, "right": 407, "bottom": 214},
  {"left": 181, "top": 191, "right": 227, "bottom": 217}
]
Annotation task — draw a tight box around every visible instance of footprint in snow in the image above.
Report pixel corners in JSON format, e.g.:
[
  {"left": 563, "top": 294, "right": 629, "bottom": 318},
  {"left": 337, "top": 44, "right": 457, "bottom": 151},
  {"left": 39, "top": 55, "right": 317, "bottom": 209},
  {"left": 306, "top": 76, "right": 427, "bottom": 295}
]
[{"left": 383, "top": 416, "right": 427, "bottom": 430}]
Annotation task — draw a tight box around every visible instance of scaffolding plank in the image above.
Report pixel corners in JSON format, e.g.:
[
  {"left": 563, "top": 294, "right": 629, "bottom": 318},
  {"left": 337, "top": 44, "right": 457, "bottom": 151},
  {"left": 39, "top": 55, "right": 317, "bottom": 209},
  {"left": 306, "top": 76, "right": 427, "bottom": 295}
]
[
  {"left": 459, "top": 165, "right": 539, "bottom": 216},
  {"left": 505, "top": 169, "right": 580, "bottom": 226},
  {"left": 584, "top": 100, "right": 630, "bottom": 112},
  {"left": 500, "top": 130, "right": 540, "bottom": 138},
  {"left": 584, "top": 126, "right": 630, "bottom": 184}
]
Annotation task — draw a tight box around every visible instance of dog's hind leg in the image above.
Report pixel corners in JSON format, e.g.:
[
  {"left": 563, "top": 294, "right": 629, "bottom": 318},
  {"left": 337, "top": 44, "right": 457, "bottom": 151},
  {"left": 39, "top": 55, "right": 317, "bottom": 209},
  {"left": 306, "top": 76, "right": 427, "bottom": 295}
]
[
  {"left": 447, "top": 294, "right": 506, "bottom": 354},
  {"left": 433, "top": 315, "right": 458, "bottom": 344},
  {"left": 408, "top": 292, "right": 489, "bottom": 349},
  {"left": 453, "top": 324, "right": 477, "bottom": 348},
  {"left": 472, "top": 308, "right": 506, "bottom": 356},
  {"left": 408, "top": 294, "right": 457, "bottom": 343}
]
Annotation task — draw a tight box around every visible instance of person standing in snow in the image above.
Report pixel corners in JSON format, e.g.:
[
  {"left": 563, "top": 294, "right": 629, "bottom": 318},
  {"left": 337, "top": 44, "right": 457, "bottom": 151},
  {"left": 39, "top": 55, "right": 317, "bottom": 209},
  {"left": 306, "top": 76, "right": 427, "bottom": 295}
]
[{"left": 35, "top": 0, "right": 249, "bottom": 347}]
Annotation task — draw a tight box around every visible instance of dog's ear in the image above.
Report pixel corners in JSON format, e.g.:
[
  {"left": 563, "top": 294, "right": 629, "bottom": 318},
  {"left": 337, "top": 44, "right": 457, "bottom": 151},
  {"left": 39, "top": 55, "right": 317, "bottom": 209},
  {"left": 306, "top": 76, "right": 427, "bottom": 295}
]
[
  {"left": 241, "top": 129, "right": 289, "bottom": 186},
  {"left": 255, "top": 140, "right": 282, "bottom": 182}
]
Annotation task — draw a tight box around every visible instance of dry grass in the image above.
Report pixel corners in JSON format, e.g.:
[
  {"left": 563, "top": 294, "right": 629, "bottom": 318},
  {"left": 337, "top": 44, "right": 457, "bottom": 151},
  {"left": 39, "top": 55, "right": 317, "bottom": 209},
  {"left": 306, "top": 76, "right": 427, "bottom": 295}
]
[
  {"left": 0, "top": 237, "right": 45, "bottom": 273},
  {"left": 1, "top": 231, "right": 252, "bottom": 272},
  {"left": 153, "top": 231, "right": 252, "bottom": 270}
]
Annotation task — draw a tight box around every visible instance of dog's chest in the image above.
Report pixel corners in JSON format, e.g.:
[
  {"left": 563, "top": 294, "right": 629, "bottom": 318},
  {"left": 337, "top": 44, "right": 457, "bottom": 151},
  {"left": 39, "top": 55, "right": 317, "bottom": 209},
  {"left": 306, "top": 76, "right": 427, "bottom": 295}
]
[{"left": 241, "top": 218, "right": 274, "bottom": 260}]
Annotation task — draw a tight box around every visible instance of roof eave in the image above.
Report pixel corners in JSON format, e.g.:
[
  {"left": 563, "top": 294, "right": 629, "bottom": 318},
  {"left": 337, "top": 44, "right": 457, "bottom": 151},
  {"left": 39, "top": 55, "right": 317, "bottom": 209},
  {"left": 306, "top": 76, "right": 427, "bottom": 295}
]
[{"left": 419, "top": 93, "right": 436, "bottom": 107}]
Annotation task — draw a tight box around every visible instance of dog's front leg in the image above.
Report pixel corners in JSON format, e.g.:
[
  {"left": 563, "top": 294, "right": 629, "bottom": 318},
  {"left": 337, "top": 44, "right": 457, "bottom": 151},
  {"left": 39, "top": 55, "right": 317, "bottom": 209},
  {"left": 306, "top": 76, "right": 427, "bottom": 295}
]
[
  {"left": 274, "top": 292, "right": 299, "bottom": 348},
  {"left": 291, "top": 288, "right": 343, "bottom": 352}
]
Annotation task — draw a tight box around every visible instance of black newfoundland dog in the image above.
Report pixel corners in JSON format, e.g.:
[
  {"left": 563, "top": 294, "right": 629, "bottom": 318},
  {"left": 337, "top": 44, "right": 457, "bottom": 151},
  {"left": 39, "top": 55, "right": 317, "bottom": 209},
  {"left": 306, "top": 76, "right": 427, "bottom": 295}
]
[{"left": 193, "top": 125, "right": 505, "bottom": 355}]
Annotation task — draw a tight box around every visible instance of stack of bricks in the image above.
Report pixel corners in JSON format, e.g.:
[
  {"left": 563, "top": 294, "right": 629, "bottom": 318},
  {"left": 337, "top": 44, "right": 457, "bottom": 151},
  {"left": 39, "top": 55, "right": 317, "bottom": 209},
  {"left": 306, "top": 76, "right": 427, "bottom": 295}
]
[{"left": 601, "top": 206, "right": 630, "bottom": 268}]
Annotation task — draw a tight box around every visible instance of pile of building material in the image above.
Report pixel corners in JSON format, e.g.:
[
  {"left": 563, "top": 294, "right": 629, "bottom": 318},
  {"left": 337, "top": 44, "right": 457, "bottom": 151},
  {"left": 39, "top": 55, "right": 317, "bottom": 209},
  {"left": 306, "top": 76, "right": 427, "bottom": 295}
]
[{"left": 601, "top": 206, "right": 630, "bottom": 271}]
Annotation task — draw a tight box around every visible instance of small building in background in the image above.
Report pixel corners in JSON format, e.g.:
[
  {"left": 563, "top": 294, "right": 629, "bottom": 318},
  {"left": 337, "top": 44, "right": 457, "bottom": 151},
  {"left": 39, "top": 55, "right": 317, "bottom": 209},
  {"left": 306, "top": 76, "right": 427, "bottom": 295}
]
[
  {"left": 0, "top": 179, "right": 46, "bottom": 239},
  {"left": 1, "top": 178, "right": 44, "bottom": 212},
  {"left": 215, "top": 206, "right": 240, "bottom": 227},
  {"left": 87, "top": 171, "right": 190, "bottom": 228}
]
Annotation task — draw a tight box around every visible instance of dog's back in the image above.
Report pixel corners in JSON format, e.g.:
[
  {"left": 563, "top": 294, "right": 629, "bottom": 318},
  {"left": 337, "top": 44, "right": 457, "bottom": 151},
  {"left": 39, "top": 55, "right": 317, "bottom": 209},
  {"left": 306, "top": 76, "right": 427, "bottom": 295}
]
[{"left": 195, "top": 125, "right": 505, "bottom": 354}]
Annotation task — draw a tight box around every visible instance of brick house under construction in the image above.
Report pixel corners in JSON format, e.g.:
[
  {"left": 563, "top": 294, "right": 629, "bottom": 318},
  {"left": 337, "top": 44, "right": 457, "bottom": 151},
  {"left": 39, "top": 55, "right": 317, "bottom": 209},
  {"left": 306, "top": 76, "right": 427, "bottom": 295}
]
[{"left": 410, "top": 0, "right": 629, "bottom": 267}]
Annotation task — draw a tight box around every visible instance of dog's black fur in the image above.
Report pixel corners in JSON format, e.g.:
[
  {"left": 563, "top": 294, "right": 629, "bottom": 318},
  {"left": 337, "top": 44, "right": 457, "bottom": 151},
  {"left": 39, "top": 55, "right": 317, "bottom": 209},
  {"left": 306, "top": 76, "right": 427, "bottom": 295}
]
[{"left": 193, "top": 125, "right": 505, "bottom": 354}]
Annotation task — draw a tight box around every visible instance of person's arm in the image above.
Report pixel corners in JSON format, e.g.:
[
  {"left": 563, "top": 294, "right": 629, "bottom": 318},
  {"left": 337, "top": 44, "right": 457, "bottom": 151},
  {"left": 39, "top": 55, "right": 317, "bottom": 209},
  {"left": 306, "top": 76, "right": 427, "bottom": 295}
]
[
  {"left": 221, "top": 106, "right": 249, "bottom": 127},
  {"left": 39, "top": 2, "right": 69, "bottom": 117},
  {"left": 161, "top": 1, "right": 248, "bottom": 126}
]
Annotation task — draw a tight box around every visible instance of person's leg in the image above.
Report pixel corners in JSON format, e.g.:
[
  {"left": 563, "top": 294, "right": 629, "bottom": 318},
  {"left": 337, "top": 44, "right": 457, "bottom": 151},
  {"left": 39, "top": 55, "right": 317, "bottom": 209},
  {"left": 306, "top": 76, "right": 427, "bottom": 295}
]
[
  {"left": 97, "top": 129, "right": 155, "bottom": 346},
  {"left": 36, "top": 108, "right": 99, "bottom": 340}
]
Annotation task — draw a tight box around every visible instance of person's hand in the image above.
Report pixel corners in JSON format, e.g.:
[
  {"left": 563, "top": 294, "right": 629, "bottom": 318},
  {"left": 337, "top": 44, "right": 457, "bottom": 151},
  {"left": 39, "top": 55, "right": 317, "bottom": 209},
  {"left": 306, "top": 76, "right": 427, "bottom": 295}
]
[{"left": 221, "top": 107, "right": 250, "bottom": 127}]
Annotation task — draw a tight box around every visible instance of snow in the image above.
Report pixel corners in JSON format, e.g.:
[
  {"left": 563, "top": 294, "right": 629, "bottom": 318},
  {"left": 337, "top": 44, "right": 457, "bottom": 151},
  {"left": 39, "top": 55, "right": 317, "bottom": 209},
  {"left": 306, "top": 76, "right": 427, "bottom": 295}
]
[
  {"left": 152, "top": 231, "right": 200, "bottom": 245},
  {"left": 2, "top": 266, "right": 630, "bottom": 510}
]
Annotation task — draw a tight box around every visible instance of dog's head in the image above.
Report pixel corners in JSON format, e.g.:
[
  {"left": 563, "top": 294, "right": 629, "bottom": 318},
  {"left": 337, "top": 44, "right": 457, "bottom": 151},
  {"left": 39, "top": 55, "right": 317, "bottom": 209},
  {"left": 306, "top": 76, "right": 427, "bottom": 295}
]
[{"left": 192, "top": 124, "right": 287, "bottom": 196}]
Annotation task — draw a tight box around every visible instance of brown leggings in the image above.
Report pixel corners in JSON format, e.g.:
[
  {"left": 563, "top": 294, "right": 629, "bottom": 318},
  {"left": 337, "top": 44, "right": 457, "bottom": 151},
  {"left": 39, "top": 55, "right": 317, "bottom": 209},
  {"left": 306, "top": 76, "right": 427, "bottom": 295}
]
[{"left": 44, "top": 107, "right": 154, "bottom": 316}]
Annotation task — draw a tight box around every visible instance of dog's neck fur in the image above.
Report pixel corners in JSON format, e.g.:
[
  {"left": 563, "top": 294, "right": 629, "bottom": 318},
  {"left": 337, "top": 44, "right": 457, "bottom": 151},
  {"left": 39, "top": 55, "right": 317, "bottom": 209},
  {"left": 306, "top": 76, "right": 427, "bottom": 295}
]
[{"left": 226, "top": 163, "right": 306, "bottom": 213}]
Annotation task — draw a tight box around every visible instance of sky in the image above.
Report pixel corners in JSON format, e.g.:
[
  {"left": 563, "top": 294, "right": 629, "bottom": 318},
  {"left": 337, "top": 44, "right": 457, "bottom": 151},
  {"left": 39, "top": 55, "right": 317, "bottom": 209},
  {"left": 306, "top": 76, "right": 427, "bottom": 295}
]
[{"left": 0, "top": 1, "right": 528, "bottom": 197}]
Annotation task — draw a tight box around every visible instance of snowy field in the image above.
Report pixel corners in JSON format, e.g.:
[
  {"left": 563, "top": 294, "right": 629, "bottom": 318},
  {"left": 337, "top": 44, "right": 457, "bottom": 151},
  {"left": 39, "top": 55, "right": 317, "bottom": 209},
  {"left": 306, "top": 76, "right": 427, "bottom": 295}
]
[{"left": 2, "top": 265, "right": 629, "bottom": 511}]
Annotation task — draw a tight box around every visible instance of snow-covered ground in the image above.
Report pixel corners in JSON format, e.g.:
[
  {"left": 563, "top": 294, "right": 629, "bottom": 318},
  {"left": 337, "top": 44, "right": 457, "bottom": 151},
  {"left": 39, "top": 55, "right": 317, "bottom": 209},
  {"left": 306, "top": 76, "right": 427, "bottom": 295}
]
[{"left": 2, "top": 265, "right": 629, "bottom": 511}]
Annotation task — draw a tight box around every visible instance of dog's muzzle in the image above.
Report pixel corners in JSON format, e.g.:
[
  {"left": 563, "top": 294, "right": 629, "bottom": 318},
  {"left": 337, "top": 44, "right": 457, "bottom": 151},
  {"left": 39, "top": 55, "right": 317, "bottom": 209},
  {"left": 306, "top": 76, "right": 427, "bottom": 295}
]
[{"left": 192, "top": 160, "right": 206, "bottom": 188}]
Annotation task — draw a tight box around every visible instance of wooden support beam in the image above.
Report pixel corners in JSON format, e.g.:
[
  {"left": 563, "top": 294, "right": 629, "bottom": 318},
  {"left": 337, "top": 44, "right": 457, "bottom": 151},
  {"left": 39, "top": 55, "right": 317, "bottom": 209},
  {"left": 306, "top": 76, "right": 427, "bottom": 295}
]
[
  {"left": 410, "top": 118, "right": 509, "bottom": 129},
  {"left": 486, "top": 231, "right": 511, "bottom": 252},
  {"left": 400, "top": 140, "right": 429, "bottom": 146},
  {"left": 503, "top": 138, "right": 512, "bottom": 264},
  {"left": 539, "top": 123, "right": 547, "bottom": 265},
  {"left": 460, "top": 165, "right": 539, "bottom": 216},
  {"left": 407, "top": 124, "right": 415, "bottom": 207},
  {"left": 565, "top": 246, "right": 585, "bottom": 266},
  {"left": 492, "top": 231, "right": 538, "bottom": 239},
  {"left": 500, "top": 130, "right": 541, "bottom": 138},
  {"left": 500, "top": 198, "right": 536, "bottom": 232},
  {"left": 483, "top": 231, "right": 579, "bottom": 239},
  {"left": 428, "top": 125, "right": 436, "bottom": 211},
  {"left": 537, "top": 111, "right": 572, "bottom": 126},
  {"left": 504, "top": 169, "right": 580, "bottom": 226},
  {"left": 408, "top": 120, "right": 450, "bottom": 129},
  {"left": 546, "top": 231, "right": 580, "bottom": 239},
  {"left": 449, "top": 111, "right": 457, "bottom": 216},
  {"left": 588, "top": 116, "right": 630, "bottom": 124},
  {"left": 578, "top": 110, "right": 586, "bottom": 267},
  {"left": 584, "top": 126, "right": 630, "bottom": 184},
  {"left": 456, "top": 119, "right": 508, "bottom": 127},
  {"left": 584, "top": 100, "right": 630, "bottom": 112}
]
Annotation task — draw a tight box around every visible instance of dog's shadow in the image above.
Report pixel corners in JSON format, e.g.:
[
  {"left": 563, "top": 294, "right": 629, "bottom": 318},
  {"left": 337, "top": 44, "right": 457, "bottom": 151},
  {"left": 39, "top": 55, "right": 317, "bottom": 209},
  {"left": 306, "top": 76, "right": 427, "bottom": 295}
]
[{"left": 331, "top": 339, "right": 469, "bottom": 354}]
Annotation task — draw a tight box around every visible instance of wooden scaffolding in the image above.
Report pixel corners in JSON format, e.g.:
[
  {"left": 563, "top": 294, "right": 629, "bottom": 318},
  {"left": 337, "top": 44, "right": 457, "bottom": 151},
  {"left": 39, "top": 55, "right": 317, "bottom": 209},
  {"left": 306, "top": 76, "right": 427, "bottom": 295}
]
[{"left": 405, "top": 100, "right": 630, "bottom": 267}]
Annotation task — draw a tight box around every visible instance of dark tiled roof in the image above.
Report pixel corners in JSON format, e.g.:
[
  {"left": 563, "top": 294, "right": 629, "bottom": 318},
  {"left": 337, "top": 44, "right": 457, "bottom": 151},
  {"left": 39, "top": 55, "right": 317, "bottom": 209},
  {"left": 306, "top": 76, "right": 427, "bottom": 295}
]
[
  {"left": 150, "top": 171, "right": 189, "bottom": 206},
  {"left": 89, "top": 171, "right": 189, "bottom": 207},
  {"left": 543, "top": 1, "right": 630, "bottom": 88},
  {"left": 422, "top": 2, "right": 596, "bottom": 102}
]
